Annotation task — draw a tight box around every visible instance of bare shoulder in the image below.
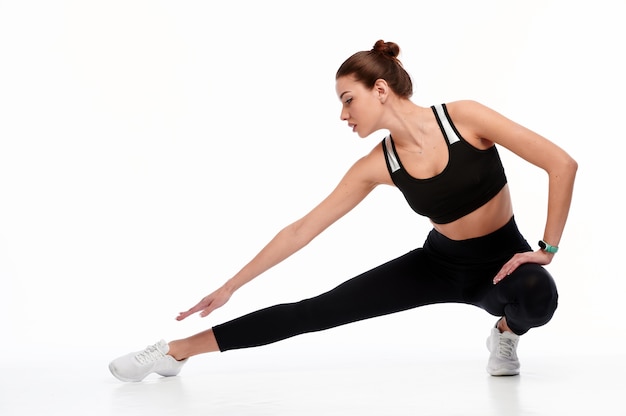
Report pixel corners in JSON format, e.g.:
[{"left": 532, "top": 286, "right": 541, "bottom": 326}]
[
  {"left": 445, "top": 100, "right": 575, "bottom": 170},
  {"left": 444, "top": 100, "right": 503, "bottom": 126},
  {"left": 443, "top": 100, "right": 505, "bottom": 148},
  {"left": 354, "top": 140, "right": 394, "bottom": 187}
]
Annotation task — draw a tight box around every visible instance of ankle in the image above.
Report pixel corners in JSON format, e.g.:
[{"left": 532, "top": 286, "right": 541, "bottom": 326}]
[
  {"left": 497, "top": 317, "right": 513, "bottom": 334},
  {"left": 166, "top": 340, "right": 187, "bottom": 361}
]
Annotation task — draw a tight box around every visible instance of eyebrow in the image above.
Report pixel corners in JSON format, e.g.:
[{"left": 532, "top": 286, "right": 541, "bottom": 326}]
[{"left": 339, "top": 91, "right": 352, "bottom": 100}]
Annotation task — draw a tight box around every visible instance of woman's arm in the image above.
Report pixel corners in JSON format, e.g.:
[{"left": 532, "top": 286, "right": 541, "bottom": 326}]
[
  {"left": 177, "top": 150, "right": 386, "bottom": 320},
  {"left": 450, "top": 100, "right": 578, "bottom": 281}
]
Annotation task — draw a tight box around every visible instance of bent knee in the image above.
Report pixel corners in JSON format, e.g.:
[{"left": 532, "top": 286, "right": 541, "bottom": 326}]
[{"left": 516, "top": 264, "right": 559, "bottom": 321}]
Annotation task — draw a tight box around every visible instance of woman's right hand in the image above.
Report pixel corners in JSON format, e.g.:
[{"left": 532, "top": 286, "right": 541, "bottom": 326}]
[{"left": 176, "top": 286, "right": 233, "bottom": 321}]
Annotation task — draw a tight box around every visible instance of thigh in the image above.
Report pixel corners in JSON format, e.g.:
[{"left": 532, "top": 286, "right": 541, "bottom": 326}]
[
  {"left": 299, "top": 248, "right": 464, "bottom": 327},
  {"left": 213, "top": 248, "right": 467, "bottom": 351}
]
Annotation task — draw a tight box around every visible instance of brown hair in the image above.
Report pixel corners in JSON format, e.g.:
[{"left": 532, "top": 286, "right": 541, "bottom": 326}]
[{"left": 336, "top": 40, "right": 413, "bottom": 99}]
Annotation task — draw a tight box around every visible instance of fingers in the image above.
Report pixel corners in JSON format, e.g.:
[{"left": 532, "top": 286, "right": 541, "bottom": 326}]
[
  {"left": 176, "top": 302, "right": 208, "bottom": 321},
  {"left": 175, "top": 310, "right": 193, "bottom": 321},
  {"left": 175, "top": 289, "right": 231, "bottom": 321},
  {"left": 493, "top": 256, "right": 522, "bottom": 284},
  {"left": 493, "top": 251, "right": 546, "bottom": 284},
  {"left": 494, "top": 260, "right": 522, "bottom": 284},
  {"left": 493, "top": 269, "right": 512, "bottom": 284},
  {"left": 493, "top": 269, "right": 508, "bottom": 285},
  {"left": 176, "top": 311, "right": 191, "bottom": 321}
]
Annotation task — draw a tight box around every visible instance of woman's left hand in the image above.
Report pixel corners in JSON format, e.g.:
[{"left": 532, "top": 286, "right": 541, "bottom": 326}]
[{"left": 493, "top": 250, "right": 554, "bottom": 284}]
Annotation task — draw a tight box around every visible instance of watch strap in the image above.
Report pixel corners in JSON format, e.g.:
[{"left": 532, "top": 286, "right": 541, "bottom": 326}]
[{"left": 538, "top": 240, "right": 559, "bottom": 254}]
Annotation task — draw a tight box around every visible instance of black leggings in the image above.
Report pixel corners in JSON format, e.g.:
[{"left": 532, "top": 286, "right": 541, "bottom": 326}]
[{"left": 212, "top": 217, "right": 558, "bottom": 351}]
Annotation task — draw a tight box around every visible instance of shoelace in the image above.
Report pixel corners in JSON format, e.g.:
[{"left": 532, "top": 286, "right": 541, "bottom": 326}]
[
  {"left": 496, "top": 336, "right": 518, "bottom": 359},
  {"left": 134, "top": 344, "right": 165, "bottom": 365}
]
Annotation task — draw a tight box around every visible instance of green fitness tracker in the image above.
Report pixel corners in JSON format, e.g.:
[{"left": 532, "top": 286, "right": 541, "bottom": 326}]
[{"left": 538, "top": 240, "right": 559, "bottom": 254}]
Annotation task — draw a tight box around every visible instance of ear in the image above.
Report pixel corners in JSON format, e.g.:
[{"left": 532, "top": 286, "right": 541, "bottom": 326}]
[{"left": 374, "top": 79, "right": 389, "bottom": 103}]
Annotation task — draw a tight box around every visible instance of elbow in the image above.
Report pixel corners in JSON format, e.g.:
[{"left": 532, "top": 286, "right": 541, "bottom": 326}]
[
  {"left": 566, "top": 155, "right": 578, "bottom": 178},
  {"left": 551, "top": 155, "right": 578, "bottom": 183},
  {"left": 286, "top": 219, "right": 315, "bottom": 247}
]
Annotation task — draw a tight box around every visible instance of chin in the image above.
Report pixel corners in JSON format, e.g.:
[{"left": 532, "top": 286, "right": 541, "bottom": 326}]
[{"left": 357, "top": 128, "right": 379, "bottom": 139}]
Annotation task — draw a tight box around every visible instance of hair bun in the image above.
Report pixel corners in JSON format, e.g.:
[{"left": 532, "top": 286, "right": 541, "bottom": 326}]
[{"left": 372, "top": 40, "right": 400, "bottom": 60}]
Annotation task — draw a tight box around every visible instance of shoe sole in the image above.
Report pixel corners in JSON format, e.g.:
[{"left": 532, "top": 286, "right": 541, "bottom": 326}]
[{"left": 487, "top": 367, "right": 520, "bottom": 376}]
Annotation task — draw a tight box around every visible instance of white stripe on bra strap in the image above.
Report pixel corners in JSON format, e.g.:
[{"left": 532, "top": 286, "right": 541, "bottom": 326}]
[
  {"left": 384, "top": 135, "right": 401, "bottom": 173},
  {"left": 433, "top": 103, "right": 460, "bottom": 145}
]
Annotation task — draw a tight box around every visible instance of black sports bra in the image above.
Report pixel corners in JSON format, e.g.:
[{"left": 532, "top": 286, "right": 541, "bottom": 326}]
[{"left": 382, "top": 103, "right": 507, "bottom": 224}]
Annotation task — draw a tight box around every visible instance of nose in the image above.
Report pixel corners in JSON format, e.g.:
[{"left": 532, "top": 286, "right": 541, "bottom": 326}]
[{"left": 340, "top": 107, "right": 349, "bottom": 121}]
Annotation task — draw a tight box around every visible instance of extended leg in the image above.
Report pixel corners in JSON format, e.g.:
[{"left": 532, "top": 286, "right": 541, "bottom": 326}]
[
  {"left": 211, "top": 248, "right": 460, "bottom": 352},
  {"left": 110, "top": 248, "right": 462, "bottom": 381}
]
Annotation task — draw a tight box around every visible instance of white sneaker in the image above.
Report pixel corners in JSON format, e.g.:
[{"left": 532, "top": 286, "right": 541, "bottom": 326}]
[
  {"left": 109, "top": 340, "right": 187, "bottom": 382},
  {"left": 486, "top": 327, "right": 520, "bottom": 376}
]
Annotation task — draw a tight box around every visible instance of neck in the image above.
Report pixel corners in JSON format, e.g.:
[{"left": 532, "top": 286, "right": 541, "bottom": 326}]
[{"left": 383, "top": 100, "right": 431, "bottom": 147}]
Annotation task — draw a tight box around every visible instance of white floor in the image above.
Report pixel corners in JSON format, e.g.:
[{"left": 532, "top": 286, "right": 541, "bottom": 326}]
[{"left": 2, "top": 345, "right": 624, "bottom": 416}]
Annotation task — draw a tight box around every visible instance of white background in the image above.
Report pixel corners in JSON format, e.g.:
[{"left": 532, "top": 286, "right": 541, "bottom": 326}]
[{"left": 1, "top": 0, "right": 624, "bottom": 374}]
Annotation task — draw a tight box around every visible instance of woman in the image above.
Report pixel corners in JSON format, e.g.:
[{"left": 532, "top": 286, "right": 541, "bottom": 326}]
[{"left": 109, "top": 40, "right": 577, "bottom": 381}]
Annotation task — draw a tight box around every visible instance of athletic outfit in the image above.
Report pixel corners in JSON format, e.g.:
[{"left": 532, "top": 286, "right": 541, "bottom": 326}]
[
  {"left": 212, "top": 103, "right": 558, "bottom": 351},
  {"left": 109, "top": 103, "right": 559, "bottom": 381}
]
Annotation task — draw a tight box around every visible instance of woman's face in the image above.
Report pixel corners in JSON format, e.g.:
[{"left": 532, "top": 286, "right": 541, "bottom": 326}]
[{"left": 335, "top": 75, "right": 384, "bottom": 138}]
